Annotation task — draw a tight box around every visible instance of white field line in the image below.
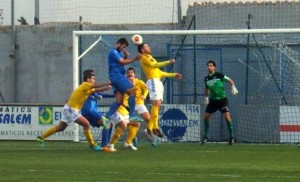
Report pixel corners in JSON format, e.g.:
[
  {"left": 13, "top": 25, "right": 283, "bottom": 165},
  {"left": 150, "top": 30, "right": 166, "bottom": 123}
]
[{"left": 0, "top": 169, "right": 298, "bottom": 179}]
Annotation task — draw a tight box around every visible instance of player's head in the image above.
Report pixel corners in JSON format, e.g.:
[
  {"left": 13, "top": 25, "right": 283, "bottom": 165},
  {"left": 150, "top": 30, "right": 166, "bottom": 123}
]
[
  {"left": 116, "top": 38, "right": 129, "bottom": 51},
  {"left": 126, "top": 67, "right": 135, "bottom": 78},
  {"left": 137, "top": 43, "right": 151, "bottom": 54},
  {"left": 207, "top": 60, "right": 216, "bottom": 73},
  {"left": 83, "top": 69, "right": 95, "bottom": 83}
]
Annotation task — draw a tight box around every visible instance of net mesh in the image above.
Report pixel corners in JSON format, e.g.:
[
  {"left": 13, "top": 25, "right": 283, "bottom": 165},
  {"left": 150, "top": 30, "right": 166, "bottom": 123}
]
[{"left": 76, "top": 31, "right": 300, "bottom": 144}]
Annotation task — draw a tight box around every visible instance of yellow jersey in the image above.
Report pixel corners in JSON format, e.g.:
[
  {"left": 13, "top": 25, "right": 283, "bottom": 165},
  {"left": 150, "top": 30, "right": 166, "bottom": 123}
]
[
  {"left": 140, "top": 54, "right": 177, "bottom": 80},
  {"left": 133, "top": 78, "right": 148, "bottom": 105},
  {"left": 116, "top": 78, "right": 149, "bottom": 115},
  {"left": 117, "top": 104, "right": 129, "bottom": 116},
  {"left": 67, "top": 82, "right": 95, "bottom": 110}
]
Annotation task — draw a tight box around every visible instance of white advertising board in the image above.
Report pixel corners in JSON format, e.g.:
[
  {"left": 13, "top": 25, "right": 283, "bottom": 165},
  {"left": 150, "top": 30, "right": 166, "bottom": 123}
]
[
  {"left": 0, "top": 106, "right": 75, "bottom": 140},
  {"left": 279, "top": 106, "right": 300, "bottom": 143}
]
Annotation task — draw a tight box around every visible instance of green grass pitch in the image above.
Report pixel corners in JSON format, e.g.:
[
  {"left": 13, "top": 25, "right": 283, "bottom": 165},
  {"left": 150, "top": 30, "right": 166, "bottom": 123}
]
[{"left": 0, "top": 141, "right": 299, "bottom": 181}]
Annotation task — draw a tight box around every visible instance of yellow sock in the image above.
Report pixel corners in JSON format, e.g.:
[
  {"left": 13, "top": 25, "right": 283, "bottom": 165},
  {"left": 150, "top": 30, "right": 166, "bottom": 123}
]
[
  {"left": 40, "top": 126, "right": 57, "bottom": 139},
  {"left": 109, "top": 127, "right": 123, "bottom": 145},
  {"left": 126, "top": 125, "right": 139, "bottom": 144},
  {"left": 147, "top": 120, "right": 153, "bottom": 131},
  {"left": 151, "top": 105, "right": 159, "bottom": 129},
  {"left": 83, "top": 129, "right": 95, "bottom": 147}
]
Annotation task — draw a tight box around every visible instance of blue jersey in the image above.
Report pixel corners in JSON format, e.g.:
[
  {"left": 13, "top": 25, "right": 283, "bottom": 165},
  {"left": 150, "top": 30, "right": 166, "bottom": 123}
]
[
  {"left": 81, "top": 92, "right": 100, "bottom": 115},
  {"left": 81, "top": 92, "right": 114, "bottom": 128},
  {"left": 108, "top": 48, "right": 126, "bottom": 80},
  {"left": 81, "top": 92, "right": 115, "bottom": 115}
]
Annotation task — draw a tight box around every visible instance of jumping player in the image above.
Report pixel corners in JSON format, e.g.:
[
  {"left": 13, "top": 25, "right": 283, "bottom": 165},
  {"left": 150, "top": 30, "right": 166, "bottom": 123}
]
[
  {"left": 137, "top": 43, "right": 182, "bottom": 138},
  {"left": 106, "top": 38, "right": 142, "bottom": 123}
]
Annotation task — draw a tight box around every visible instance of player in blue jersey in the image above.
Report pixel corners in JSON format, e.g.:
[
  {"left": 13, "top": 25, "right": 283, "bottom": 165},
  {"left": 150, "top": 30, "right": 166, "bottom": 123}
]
[
  {"left": 106, "top": 37, "right": 142, "bottom": 122},
  {"left": 81, "top": 90, "right": 115, "bottom": 152}
]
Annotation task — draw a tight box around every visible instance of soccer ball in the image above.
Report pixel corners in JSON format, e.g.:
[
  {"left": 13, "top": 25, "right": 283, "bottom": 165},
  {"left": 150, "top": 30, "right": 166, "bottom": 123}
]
[{"left": 131, "top": 34, "right": 143, "bottom": 45}]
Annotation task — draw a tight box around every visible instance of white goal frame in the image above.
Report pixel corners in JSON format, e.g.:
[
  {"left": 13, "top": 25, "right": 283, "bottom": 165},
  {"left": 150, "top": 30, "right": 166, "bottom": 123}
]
[{"left": 72, "top": 28, "right": 300, "bottom": 142}]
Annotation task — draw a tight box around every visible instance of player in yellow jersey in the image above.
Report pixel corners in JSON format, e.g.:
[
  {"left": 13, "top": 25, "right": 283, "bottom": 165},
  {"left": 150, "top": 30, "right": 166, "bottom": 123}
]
[
  {"left": 126, "top": 67, "right": 156, "bottom": 146},
  {"left": 137, "top": 43, "right": 183, "bottom": 137},
  {"left": 108, "top": 98, "right": 141, "bottom": 151},
  {"left": 36, "top": 69, "right": 112, "bottom": 151}
]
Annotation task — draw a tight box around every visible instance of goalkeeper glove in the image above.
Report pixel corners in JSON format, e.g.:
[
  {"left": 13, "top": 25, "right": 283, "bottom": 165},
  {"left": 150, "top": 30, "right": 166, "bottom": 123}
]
[
  {"left": 204, "top": 97, "right": 209, "bottom": 105},
  {"left": 231, "top": 85, "right": 238, "bottom": 95}
]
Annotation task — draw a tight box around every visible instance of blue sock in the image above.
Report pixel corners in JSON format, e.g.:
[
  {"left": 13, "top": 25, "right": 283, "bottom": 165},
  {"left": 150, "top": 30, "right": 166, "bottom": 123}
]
[
  {"left": 106, "top": 101, "right": 120, "bottom": 118},
  {"left": 101, "top": 128, "right": 109, "bottom": 147},
  {"left": 108, "top": 127, "right": 112, "bottom": 142},
  {"left": 128, "top": 95, "right": 135, "bottom": 117}
]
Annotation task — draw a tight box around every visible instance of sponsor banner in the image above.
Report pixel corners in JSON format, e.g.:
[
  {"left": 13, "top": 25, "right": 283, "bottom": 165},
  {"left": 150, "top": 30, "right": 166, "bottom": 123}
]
[
  {"left": 0, "top": 104, "right": 201, "bottom": 142},
  {"left": 78, "top": 105, "right": 201, "bottom": 142},
  {"left": 0, "top": 106, "right": 75, "bottom": 140},
  {"left": 279, "top": 106, "right": 300, "bottom": 143},
  {"left": 158, "top": 104, "right": 201, "bottom": 142}
]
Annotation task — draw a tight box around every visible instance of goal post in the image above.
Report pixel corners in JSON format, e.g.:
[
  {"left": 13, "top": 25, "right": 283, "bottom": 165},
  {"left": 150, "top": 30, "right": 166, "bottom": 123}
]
[{"left": 72, "top": 28, "right": 300, "bottom": 143}]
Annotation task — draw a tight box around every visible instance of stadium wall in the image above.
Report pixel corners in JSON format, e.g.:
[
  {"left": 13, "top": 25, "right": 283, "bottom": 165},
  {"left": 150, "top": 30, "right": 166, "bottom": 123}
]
[
  {"left": 186, "top": 1, "right": 300, "bottom": 29},
  {"left": 0, "top": 23, "right": 175, "bottom": 104}
]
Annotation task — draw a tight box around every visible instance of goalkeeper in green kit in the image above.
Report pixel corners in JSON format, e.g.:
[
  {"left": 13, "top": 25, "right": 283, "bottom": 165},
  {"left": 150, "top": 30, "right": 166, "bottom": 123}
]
[{"left": 201, "top": 60, "right": 238, "bottom": 145}]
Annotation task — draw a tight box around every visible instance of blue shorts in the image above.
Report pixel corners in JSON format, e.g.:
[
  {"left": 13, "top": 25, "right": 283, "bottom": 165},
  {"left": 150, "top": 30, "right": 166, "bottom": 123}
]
[
  {"left": 111, "top": 75, "right": 133, "bottom": 93},
  {"left": 83, "top": 112, "right": 102, "bottom": 128}
]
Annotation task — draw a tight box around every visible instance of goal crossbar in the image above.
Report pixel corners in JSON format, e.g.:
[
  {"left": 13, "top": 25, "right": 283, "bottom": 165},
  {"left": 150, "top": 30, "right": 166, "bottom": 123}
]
[{"left": 73, "top": 28, "right": 300, "bottom": 36}]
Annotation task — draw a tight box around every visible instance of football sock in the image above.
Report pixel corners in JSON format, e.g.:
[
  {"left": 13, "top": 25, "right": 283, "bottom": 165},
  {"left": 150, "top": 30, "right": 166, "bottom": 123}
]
[
  {"left": 83, "top": 129, "right": 95, "bottom": 146},
  {"left": 126, "top": 125, "right": 139, "bottom": 144},
  {"left": 106, "top": 101, "right": 120, "bottom": 118},
  {"left": 226, "top": 121, "right": 233, "bottom": 138},
  {"left": 40, "top": 126, "right": 57, "bottom": 139},
  {"left": 147, "top": 112, "right": 154, "bottom": 131},
  {"left": 108, "top": 126, "right": 113, "bottom": 143},
  {"left": 109, "top": 127, "right": 123, "bottom": 145},
  {"left": 128, "top": 95, "right": 136, "bottom": 116},
  {"left": 101, "top": 128, "right": 110, "bottom": 147},
  {"left": 204, "top": 120, "right": 210, "bottom": 138},
  {"left": 151, "top": 105, "right": 159, "bottom": 129},
  {"left": 146, "top": 120, "right": 153, "bottom": 132}
]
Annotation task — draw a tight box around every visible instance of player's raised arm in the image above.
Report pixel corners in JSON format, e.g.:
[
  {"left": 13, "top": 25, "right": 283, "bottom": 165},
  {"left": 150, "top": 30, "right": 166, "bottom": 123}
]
[
  {"left": 142, "top": 56, "right": 173, "bottom": 68},
  {"left": 93, "top": 81, "right": 111, "bottom": 88},
  {"left": 160, "top": 71, "right": 182, "bottom": 79},
  {"left": 93, "top": 85, "right": 112, "bottom": 93},
  {"left": 224, "top": 76, "right": 238, "bottom": 95},
  {"left": 174, "top": 73, "right": 183, "bottom": 79},
  {"left": 118, "top": 53, "right": 141, "bottom": 65}
]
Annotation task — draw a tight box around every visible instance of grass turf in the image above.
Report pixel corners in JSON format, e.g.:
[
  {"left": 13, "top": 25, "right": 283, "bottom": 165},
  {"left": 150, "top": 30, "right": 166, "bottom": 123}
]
[{"left": 0, "top": 141, "right": 299, "bottom": 182}]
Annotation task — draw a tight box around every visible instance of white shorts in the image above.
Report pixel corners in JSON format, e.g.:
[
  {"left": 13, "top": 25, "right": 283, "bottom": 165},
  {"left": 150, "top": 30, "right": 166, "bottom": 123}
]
[
  {"left": 135, "top": 104, "right": 149, "bottom": 115},
  {"left": 110, "top": 112, "right": 129, "bottom": 126},
  {"left": 61, "top": 104, "right": 81, "bottom": 124},
  {"left": 146, "top": 78, "right": 164, "bottom": 101}
]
